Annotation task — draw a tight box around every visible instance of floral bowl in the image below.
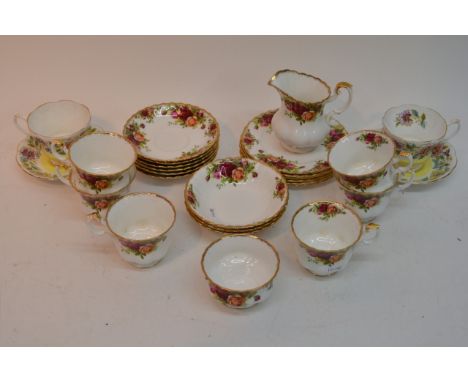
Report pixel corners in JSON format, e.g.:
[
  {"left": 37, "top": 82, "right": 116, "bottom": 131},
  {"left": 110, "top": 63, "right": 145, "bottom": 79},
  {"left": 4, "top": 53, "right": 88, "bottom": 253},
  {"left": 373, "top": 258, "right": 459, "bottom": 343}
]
[
  {"left": 185, "top": 157, "right": 288, "bottom": 232},
  {"left": 201, "top": 235, "right": 280, "bottom": 309}
]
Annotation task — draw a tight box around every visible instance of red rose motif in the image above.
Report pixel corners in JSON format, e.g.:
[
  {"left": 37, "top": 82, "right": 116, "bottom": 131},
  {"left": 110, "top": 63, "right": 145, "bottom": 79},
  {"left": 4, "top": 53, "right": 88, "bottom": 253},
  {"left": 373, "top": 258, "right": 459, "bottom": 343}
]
[
  {"left": 133, "top": 132, "right": 145, "bottom": 143},
  {"left": 231, "top": 168, "right": 245, "bottom": 181},
  {"left": 374, "top": 135, "right": 383, "bottom": 145},
  {"left": 318, "top": 203, "right": 329, "bottom": 214},
  {"left": 139, "top": 243, "right": 155, "bottom": 254},
  {"left": 176, "top": 106, "right": 193, "bottom": 121},
  {"left": 227, "top": 295, "right": 245, "bottom": 307},
  {"left": 94, "top": 200, "right": 109, "bottom": 209},
  {"left": 302, "top": 111, "right": 315, "bottom": 121},
  {"left": 218, "top": 162, "right": 237, "bottom": 178},
  {"left": 365, "top": 133, "right": 376, "bottom": 143},
  {"left": 95, "top": 180, "right": 109, "bottom": 190},
  {"left": 327, "top": 205, "right": 337, "bottom": 215},
  {"left": 364, "top": 197, "right": 379, "bottom": 208},
  {"left": 186, "top": 116, "right": 197, "bottom": 127}
]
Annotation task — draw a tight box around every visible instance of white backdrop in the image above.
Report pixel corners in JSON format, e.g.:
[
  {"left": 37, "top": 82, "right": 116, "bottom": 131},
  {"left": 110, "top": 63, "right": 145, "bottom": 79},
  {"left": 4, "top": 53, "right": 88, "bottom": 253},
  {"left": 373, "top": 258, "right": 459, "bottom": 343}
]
[{"left": 0, "top": 36, "right": 467, "bottom": 346}]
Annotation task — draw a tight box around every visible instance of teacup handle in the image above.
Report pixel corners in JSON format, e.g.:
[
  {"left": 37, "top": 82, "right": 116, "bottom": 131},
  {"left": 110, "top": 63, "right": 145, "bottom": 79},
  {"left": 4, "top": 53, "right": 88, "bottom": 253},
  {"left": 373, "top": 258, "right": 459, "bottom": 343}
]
[
  {"left": 392, "top": 151, "right": 414, "bottom": 175},
  {"left": 329, "top": 82, "right": 353, "bottom": 116},
  {"left": 390, "top": 169, "right": 415, "bottom": 199},
  {"left": 50, "top": 140, "right": 70, "bottom": 164},
  {"left": 444, "top": 119, "right": 461, "bottom": 141},
  {"left": 85, "top": 213, "right": 107, "bottom": 236},
  {"left": 55, "top": 166, "right": 71, "bottom": 186},
  {"left": 360, "top": 223, "right": 380, "bottom": 244},
  {"left": 14, "top": 114, "right": 30, "bottom": 136}
]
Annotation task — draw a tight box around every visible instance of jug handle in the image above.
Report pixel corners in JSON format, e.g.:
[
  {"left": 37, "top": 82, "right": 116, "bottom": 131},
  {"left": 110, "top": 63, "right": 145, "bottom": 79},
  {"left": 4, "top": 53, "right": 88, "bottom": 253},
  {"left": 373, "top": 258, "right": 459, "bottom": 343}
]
[{"left": 330, "top": 82, "right": 353, "bottom": 116}]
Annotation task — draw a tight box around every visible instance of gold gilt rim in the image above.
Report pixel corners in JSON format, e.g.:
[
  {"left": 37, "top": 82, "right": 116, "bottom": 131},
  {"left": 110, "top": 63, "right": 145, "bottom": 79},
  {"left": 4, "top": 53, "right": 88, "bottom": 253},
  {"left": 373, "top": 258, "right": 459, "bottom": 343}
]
[
  {"left": 25, "top": 99, "right": 91, "bottom": 140},
  {"left": 201, "top": 234, "right": 280, "bottom": 294},
  {"left": 123, "top": 102, "right": 220, "bottom": 164},
  {"left": 105, "top": 192, "right": 176, "bottom": 243},
  {"left": 268, "top": 69, "right": 332, "bottom": 105},
  {"left": 184, "top": 156, "right": 289, "bottom": 230},
  {"left": 327, "top": 129, "right": 397, "bottom": 179},
  {"left": 185, "top": 200, "right": 286, "bottom": 233},
  {"left": 287, "top": 177, "right": 334, "bottom": 187},
  {"left": 136, "top": 165, "right": 201, "bottom": 180},
  {"left": 68, "top": 132, "right": 138, "bottom": 178},
  {"left": 136, "top": 142, "right": 218, "bottom": 167},
  {"left": 291, "top": 200, "right": 363, "bottom": 254},
  {"left": 136, "top": 146, "right": 218, "bottom": 170},
  {"left": 135, "top": 152, "right": 217, "bottom": 176}
]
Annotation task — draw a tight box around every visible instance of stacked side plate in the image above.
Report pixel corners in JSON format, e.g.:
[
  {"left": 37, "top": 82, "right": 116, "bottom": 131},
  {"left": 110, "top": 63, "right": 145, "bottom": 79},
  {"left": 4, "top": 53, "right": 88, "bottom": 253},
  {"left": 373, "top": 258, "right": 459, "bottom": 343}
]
[
  {"left": 123, "top": 102, "right": 220, "bottom": 178},
  {"left": 185, "top": 157, "right": 288, "bottom": 233},
  {"left": 239, "top": 110, "right": 348, "bottom": 186}
]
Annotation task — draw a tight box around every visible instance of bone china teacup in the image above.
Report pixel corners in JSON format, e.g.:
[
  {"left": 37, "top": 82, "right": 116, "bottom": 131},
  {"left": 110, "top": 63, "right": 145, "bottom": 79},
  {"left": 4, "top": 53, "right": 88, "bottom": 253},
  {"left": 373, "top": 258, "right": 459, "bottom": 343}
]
[
  {"left": 382, "top": 104, "right": 461, "bottom": 164},
  {"left": 61, "top": 132, "right": 137, "bottom": 191},
  {"left": 89, "top": 192, "right": 176, "bottom": 268},
  {"left": 291, "top": 201, "right": 378, "bottom": 276},
  {"left": 201, "top": 235, "right": 280, "bottom": 309},
  {"left": 14, "top": 100, "right": 91, "bottom": 162},
  {"left": 328, "top": 130, "right": 413, "bottom": 191}
]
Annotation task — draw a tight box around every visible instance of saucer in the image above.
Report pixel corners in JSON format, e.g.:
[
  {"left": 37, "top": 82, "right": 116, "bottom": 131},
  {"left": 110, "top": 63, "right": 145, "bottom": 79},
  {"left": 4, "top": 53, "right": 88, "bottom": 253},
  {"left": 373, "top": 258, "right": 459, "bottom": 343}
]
[
  {"left": 398, "top": 143, "right": 456, "bottom": 185},
  {"left": 239, "top": 110, "right": 347, "bottom": 176},
  {"left": 16, "top": 126, "right": 101, "bottom": 181},
  {"left": 123, "top": 102, "right": 220, "bottom": 162},
  {"left": 185, "top": 157, "right": 288, "bottom": 232},
  {"left": 70, "top": 165, "right": 136, "bottom": 195}
]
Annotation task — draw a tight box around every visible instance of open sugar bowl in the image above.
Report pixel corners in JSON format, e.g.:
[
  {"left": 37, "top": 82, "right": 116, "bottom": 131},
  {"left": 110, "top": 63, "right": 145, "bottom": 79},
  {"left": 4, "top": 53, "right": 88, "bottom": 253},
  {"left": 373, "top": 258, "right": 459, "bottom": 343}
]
[
  {"left": 201, "top": 235, "right": 280, "bottom": 309},
  {"left": 88, "top": 193, "right": 176, "bottom": 268},
  {"left": 291, "top": 201, "right": 378, "bottom": 276},
  {"left": 62, "top": 132, "right": 137, "bottom": 191},
  {"left": 328, "top": 130, "right": 413, "bottom": 191}
]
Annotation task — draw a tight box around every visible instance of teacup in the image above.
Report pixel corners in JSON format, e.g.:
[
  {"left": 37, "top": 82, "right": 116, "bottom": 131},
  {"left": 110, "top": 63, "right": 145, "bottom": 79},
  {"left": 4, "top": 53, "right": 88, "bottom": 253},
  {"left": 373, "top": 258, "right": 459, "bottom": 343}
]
[
  {"left": 383, "top": 104, "right": 461, "bottom": 167},
  {"left": 64, "top": 132, "right": 137, "bottom": 191},
  {"left": 14, "top": 100, "right": 91, "bottom": 162},
  {"left": 69, "top": 166, "right": 136, "bottom": 222},
  {"left": 328, "top": 130, "right": 413, "bottom": 191},
  {"left": 336, "top": 170, "right": 414, "bottom": 222},
  {"left": 88, "top": 192, "right": 176, "bottom": 268},
  {"left": 291, "top": 201, "right": 378, "bottom": 276},
  {"left": 201, "top": 235, "right": 280, "bottom": 309}
]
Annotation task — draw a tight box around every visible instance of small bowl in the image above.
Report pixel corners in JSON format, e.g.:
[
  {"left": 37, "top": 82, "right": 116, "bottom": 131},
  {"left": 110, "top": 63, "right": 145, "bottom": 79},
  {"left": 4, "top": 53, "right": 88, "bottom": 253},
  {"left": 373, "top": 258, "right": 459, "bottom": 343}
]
[
  {"left": 201, "top": 235, "right": 280, "bottom": 309},
  {"left": 69, "top": 132, "right": 137, "bottom": 187}
]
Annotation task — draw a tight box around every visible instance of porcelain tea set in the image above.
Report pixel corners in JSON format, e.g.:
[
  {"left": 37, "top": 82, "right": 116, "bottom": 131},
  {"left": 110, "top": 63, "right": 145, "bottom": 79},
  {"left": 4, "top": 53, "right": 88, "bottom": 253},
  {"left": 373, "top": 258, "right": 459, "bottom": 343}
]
[{"left": 15, "top": 69, "right": 460, "bottom": 309}]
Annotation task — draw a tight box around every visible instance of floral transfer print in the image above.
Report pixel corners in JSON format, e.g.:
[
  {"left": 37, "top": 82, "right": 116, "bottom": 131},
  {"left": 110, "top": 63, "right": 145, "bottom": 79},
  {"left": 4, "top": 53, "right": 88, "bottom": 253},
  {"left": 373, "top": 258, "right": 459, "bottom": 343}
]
[
  {"left": 19, "top": 137, "right": 42, "bottom": 175},
  {"left": 304, "top": 246, "right": 345, "bottom": 265},
  {"left": 119, "top": 235, "right": 167, "bottom": 260},
  {"left": 81, "top": 193, "right": 121, "bottom": 220},
  {"left": 125, "top": 121, "right": 150, "bottom": 150},
  {"left": 205, "top": 158, "right": 257, "bottom": 189},
  {"left": 344, "top": 191, "right": 380, "bottom": 212},
  {"left": 186, "top": 184, "right": 199, "bottom": 209},
  {"left": 255, "top": 150, "right": 304, "bottom": 173},
  {"left": 242, "top": 130, "right": 258, "bottom": 149},
  {"left": 251, "top": 110, "right": 276, "bottom": 130},
  {"left": 273, "top": 177, "right": 286, "bottom": 200},
  {"left": 395, "top": 109, "right": 426, "bottom": 128},
  {"left": 342, "top": 169, "right": 387, "bottom": 191},
  {"left": 309, "top": 202, "right": 346, "bottom": 221},
  {"left": 322, "top": 125, "right": 346, "bottom": 150},
  {"left": 77, "top": 170, "right": 124, "bottom": 193},
  {"left": 208, "top": 282, "right": 269, "bottom": 308},
  {"left": 282, "top": 94, "right": 322, "bottom": 125},
  {"left": 356, "top": 132, "right": 388, "bottom": 150}
]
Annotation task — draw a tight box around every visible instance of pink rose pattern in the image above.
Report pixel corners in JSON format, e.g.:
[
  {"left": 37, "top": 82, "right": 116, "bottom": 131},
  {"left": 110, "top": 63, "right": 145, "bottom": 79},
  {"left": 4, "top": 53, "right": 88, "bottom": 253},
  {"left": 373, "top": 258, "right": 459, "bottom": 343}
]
[
  {"left": 118, "top": 235, "right": 167, "bottom": 260},
  {"left": 309, "top": 202, "right": 346, "bottom": 221},
  {"left": 282, "top": 94, "right": 322, "bottom": 125},
  {"left": 208, "top": 282, "right": 270, "bottom": 308},
  {"left": 304, "top": 246, "right": 345, "bottom": 265},
  {"left": 242, "top": 130, "right": 258, "bottom": 149},
  {"left": 356, "top": 132, "right": 389, "bottom": 150},
  {"left": 344, "top": 191, "right": 381, "bottom": 212},
  {"left": 255, "top": 150, "right": 304, "bottom": 173},
  {"left": 322, "top": 125, "right": 346, "bottom": 150},
  {"left": 252, "top": 110, "right": 276, "bottom": 130},
  {"left": 186, "top": 184, "right": 199, "bottom": 209},
  {"left": 341, "top": 169, "right": 387, "bottom": 191},
  {"left": 77, "top": 170, "right": 123, "bottom": 194},
  {"left": 205, "top": 158, "right": 257, "bottom": 189},
  {"left": 81, "top": 193, "right": 122, "bottom": 220},
  {"left": 273, "top": 177, "right": 287, "bottom": 201}
]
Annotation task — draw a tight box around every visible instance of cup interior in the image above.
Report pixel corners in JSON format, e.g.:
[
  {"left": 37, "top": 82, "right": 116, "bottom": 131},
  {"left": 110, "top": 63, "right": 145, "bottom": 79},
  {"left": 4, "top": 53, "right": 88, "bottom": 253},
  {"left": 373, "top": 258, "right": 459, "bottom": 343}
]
[
  {"left": 271, "top": 70, "right": 330, "bottom": 104},
  {"left": 28, "top": 100, "right": 90, "bottom": 139},
  {"left": 106, "top": 193, "right": 175, "bottom": 240},
  {"left": 383, "top": 105, "right": 446, "bottom": 143},
  {"left": 70, "top": 133, "right": 136, "bottom": 175},
  {"left": 329, "top": 131, "right": 394, "bottom": 176},
  {"left": 203, "top": 236, "right": 279, "bottom": 291},
  {"left": 292, "top": 202, "right": 361, "bottom": 251}
]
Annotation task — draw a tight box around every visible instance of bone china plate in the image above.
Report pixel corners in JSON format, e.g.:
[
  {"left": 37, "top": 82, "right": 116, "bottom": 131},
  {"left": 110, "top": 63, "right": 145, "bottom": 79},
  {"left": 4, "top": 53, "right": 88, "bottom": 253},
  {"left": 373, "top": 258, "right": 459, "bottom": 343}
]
[
  {"left": 123, "top": 102, "right": 219, "bottom": 162},
  {"left": 185, "top": 157, "right": 288, "bottom": 231}
]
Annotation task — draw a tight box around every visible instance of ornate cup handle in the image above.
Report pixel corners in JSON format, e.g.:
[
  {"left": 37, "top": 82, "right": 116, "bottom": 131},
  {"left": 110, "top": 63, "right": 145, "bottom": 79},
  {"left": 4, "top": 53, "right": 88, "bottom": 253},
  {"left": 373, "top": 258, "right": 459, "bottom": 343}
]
[
  {"left": 360, "top": 223, "right": 380, "bottom": 245},
  {"left": 444, "top": 119, "right": 461, "bottom": 141},
  {"left": 330, "top": 82, "right": 353, "bottom": 116},
  {"left": 55, "top": 166, "right": 71, "bottom": 186},
  {"left": 85, "top": 213, "right": 107, "bottom": 236},
  {"left": 393, "top": 151, "right": 414, "bottom": 175},
  {"left": 14, "top": 114, "right": 30, "bottom": 136},
  {"left": 49, "top": 140, "right": 70, "bottom": 164}
]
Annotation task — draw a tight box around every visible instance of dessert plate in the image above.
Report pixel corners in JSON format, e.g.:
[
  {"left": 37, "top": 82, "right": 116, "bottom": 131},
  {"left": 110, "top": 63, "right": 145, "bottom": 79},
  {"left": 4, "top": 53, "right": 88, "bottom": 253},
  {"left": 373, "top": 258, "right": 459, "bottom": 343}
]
[
  {"left": 185, "top": 157, "right": 288, "bottom": 231},
  {"left": 240, "top": 110, "right": 347, "bottom": 175},
  {"left": 398, "top": 143, "right": 456, "bottom": 185},
  {"left": 16, "top": 126, "right": 100, "bottom": 181},
  {"left": 123, "top": 102, "right": 220, "bottom": 162}
]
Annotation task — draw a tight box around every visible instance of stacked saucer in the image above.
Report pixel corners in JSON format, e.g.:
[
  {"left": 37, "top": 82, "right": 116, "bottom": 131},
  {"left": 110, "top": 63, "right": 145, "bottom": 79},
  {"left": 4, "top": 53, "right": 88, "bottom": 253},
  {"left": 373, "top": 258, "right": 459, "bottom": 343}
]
[
  {"left": 185, "top": 157, "right": 288, "bottom": 233},
  {"left": 123, "top": 102, "right": 220, "bottom": 178},
  {"left": 239, "top": 110, "right": 348, "bottom": 186}
]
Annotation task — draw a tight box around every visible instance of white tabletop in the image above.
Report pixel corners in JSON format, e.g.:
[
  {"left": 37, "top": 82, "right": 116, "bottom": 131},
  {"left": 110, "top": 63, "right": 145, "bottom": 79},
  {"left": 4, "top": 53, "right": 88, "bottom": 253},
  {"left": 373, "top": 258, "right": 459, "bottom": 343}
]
[{"left": 1, "top": 36, "right": 467, "bottom": 346}]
